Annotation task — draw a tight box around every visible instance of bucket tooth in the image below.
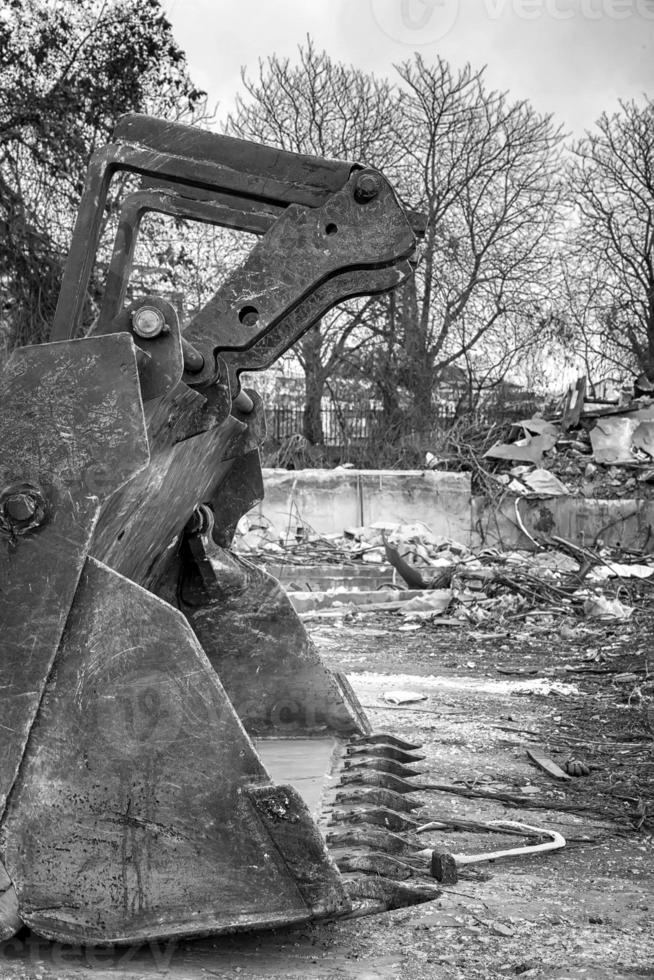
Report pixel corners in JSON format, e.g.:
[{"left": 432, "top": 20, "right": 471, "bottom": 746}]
[
  {"left": 343, "top": 757, "right": 425, "bottom": 779},
  {"left": 339, "top": 771, "right": 420, "bottom": 795},
  {"left": 333, "top": 851, "right": 421, "bottom": 880},
  {"left": 333, "top": 787, "right": 422, "bottom": 813},
  {"left": 326, "top": 826, "right": 422, "bottom": 856},
  {"left": 351, "top": 734, "right": 423, "bottom": 751},
  {"left": 343, "top": 875, "right": 441, "bottom": 910},
  {"left": 346, "top": 745, "right": 426, "bottom": 764},
  {"left": 329, "top": 806, "right": 419, "bottom": 833}
]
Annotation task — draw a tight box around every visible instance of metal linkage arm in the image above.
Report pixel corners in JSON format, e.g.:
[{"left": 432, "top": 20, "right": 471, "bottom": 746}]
[
  {"left": 52, "top": 113, "right": 356, "bottom": 342},
  {"left": 57, "top": 113, "right": 418, "bottom": 400}
]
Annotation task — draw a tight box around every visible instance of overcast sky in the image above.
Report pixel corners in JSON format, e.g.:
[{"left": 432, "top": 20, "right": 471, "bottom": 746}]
[{"left": 166, "top": 0, "right": 654, "bottom": 136}]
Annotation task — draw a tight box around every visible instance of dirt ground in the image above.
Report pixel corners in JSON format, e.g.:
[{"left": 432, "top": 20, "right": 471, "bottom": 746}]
[{"left": 2, "top": 604, "right": 653, "bottom": 980}]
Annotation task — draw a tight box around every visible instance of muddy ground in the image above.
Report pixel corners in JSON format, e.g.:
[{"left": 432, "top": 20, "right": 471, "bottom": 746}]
[{"left": 2, "top": 603, "right": 653, "bottom": 980}]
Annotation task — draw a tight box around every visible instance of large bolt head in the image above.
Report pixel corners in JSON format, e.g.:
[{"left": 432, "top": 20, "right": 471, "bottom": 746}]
[
  {"left": 0, "top": 484, "right": 47, "bottom": 535},
  {"left": 354, "top": 172, "right": 381, "bottom": 203},
  {"left": 4, "top": 493, "right": 37, "bottom": 522},
  {"left": 132, "top": 305, "right": 166, "bottom": 339}
]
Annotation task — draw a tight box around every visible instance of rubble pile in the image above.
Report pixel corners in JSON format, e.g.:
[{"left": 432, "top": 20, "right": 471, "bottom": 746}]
[
  {"left": 233, "top": 515, "right": 654, "bottom": 627},
  {"left": 351, "top": 521, "right": 650, "bottom": 626},
  {"left": 445, "top": 382, "right": 654, "bottom": 499}
]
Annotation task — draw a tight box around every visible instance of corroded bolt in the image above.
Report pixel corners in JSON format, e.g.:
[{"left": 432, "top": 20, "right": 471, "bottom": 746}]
[
  {"left": 4, "top": 492, "right": 37, "bottom": 522},
  {"left": 354, "top": 172, "right": 381, "bottom": 203},
  {"left": 0, "top": 484, "right": 47, "bottom": 535},
  {"left": 132, "top": 305, "right": 167, "bottom": 339}
]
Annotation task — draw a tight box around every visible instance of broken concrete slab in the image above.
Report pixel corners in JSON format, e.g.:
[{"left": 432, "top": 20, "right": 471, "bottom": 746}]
[
  {"left": 288, "top": 588, "right": 428, "bottom": 614},
  {"left": 270, "top": 564, "right": 396, "bottom": 592}
]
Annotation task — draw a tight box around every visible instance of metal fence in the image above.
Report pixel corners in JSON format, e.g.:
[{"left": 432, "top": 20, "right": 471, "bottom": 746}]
[
  {"left": 264, "top": 401, "right": 541, "bottom": 446},
  {"left": 265, "top": 406, "right": 377, "bottom": 444}
]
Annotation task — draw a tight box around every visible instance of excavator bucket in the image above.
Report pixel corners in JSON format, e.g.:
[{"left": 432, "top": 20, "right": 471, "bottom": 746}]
[{"left": 0, "top": 116, "right": 438, "bottom": 946}]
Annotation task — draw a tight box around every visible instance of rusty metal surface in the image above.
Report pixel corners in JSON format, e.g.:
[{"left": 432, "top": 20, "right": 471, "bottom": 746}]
[
  {"left": 90, "top": 421, "right": 241, "bottom": 587},
  {"left": 247, "top": 784, "right": 347, "bottom": 918},
  {"left": 184, "top": 169, "right": 415, "bottom": 373},
  {"left": 96, "top": 189, "right": 276, "bottom": 334},
  {"left": 91, "top": 382, "right": 265, "bottom": 589},
  {"left": 220, "top": 263, "right": 412, "bottom": 393},
  {"left": 51, "top": 112, "right": 416, "bottom": 412},
  {"left": 0, "top": 335, "right": 148, "bottom": 817},
  {"left": 2, "top": 558, "right": 348, "bottom": 944},
  {"left": 182, "top": 530, "right": 370, "bottom": 737},
  {"left": 209, "top": 449, "right": 264, "bottom": 548},
  {"left": 0, "top": 113, "right": 437, "bottom": 942},
  {"left": 94, "top": 296, "right": 184, "bottom": 402},
  {"left": 94, "top": 182, "right": 412, "bottom": 393},
  {"left": 52, "top": 115, "right": 355, "bottom": 342},
  {"left": 113, "top": 113, "right": 354, "bottom": 205}
]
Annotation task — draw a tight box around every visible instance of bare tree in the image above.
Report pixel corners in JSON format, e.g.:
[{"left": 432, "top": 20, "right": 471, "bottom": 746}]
[
  {"left": 227, "top": 45, "right": 563, "bottom": 445},
  {"left": 551, "top": 251, "right": 630, "bottom": 398},
  {"left": 386, "top": 55, "right": 564, "bottom": 432},
  {"left": 570, "top": 98, "right": 654, "bottom": 386}
]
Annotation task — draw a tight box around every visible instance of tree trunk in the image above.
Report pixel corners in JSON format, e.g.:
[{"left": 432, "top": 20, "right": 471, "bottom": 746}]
[
  {"left": 376, "top": 294, "right": 403, "bottom": 431},
  {"left": 645, "top": 289, "right": 654, "bottom": 381},
  {"left": 401, "top": 279, "right": 435, "bottom": 434}
]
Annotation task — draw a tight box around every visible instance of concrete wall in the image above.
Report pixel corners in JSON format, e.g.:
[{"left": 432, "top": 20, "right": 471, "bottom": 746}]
[
  {"left": 474, "top": 495, "right": 654, "bottom": 552},
  {"left": 256, "top": 468, "right": 473, "bottom": 543},
  {"left": 254, "top": 468, "right": 654, "bottom": 554}
]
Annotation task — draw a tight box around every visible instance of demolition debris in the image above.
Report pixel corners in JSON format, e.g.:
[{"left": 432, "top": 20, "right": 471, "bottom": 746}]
[
  {"left": 233, "top": 517, "right": 654, "bottom": 626},
  {"left": 234, "top": 378, "right": 654, "bottom": 625}
]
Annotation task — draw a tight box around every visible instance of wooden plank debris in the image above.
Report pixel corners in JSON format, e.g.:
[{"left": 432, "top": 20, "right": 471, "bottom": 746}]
[{"left": 526, "top": 747, "right": 572, "bottom": 781}]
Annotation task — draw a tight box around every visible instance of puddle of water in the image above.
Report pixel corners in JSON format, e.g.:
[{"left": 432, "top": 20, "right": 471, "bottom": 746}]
[{"left": 253, "top": 738, "right": 338, "bottom": 816}]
